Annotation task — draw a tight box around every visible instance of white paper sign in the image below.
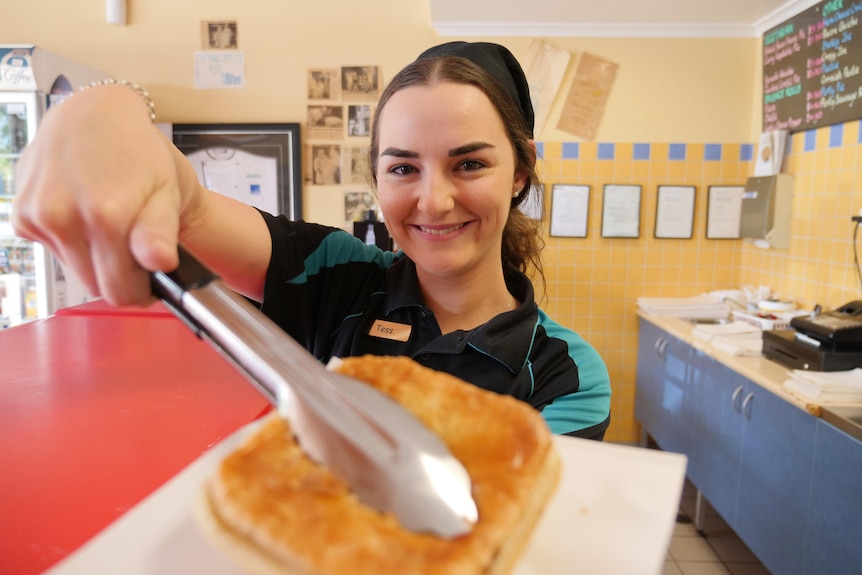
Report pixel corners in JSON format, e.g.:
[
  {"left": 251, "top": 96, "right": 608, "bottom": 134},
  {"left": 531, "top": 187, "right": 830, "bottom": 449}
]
[
  {"left": 706, "top": 186, "right": 744, "bottom": 239},
  {"left": 550, "top": 184, "right": 590, "bottom": 237},
  {"left": 601, "top": 185, "right": 641, "bottom": 238},
  {"left": 194, "top": 51, "right": 245, "bottom": 89}
]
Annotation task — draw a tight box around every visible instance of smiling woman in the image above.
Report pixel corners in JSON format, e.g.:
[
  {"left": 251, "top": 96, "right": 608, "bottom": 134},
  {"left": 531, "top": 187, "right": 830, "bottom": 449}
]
[{"left": 12, "top": 41, "right": 611, "bottom": 440}]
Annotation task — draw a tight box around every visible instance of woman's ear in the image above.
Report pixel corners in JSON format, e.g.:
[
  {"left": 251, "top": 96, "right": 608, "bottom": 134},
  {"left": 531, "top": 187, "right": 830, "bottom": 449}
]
[{"left": 512, "top": 139, "right": 536, "bottom": 197}]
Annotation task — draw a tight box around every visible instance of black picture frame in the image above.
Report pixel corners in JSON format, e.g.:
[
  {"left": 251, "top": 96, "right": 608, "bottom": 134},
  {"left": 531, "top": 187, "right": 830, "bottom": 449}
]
[
  {"left": 600, "top": 184, "right": 641, "bottom": 238},
  {"left": 172, "top": 123, "right": 302, "bottom": 220},
  {"left": 706, "top": 185, "right": 744, "bottom": 239},
  {"left": 549, "top": 184, "right": 590, "bottom": 238},
  {"left": 654, "top": 185, "right": 696, "bottom": 239}
]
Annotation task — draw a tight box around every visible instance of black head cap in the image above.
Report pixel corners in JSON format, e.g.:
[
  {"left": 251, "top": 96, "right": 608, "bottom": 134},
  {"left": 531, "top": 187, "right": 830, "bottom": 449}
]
[{"left": 415, "top": 41, "right": 534, "bottom": 137}]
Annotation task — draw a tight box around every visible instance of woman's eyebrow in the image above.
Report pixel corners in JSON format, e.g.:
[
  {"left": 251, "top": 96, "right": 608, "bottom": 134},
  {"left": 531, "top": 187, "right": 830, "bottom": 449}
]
[
  {"left": 380, "top": 141, "right": 496, "bottom": 159},
  {"left": 380, "top": 147, "right": 418, "bottom": 158},
  {"left": 448, "top": 141, "right": 494, "bottom": 157}
]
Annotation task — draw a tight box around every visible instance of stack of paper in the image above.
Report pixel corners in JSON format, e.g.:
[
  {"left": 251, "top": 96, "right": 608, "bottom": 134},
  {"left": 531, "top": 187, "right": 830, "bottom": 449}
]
[
  {"left": 691, "top": 321, "right": 763, "bottom": 356},
  {"left": 783, "top": 368, "right": 862, "bottom": 404},
  {"left": 636, "top": 295, "right": 730, "bottom": 319},
  {"left": 753, "top": 129, "right": 789, "bottom": 176}
]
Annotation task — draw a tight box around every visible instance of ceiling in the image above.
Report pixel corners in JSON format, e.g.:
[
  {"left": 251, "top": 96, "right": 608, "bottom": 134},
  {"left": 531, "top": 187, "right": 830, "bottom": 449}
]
[{"left": 430, "top": 0, "right": 821, "bottom": 38}]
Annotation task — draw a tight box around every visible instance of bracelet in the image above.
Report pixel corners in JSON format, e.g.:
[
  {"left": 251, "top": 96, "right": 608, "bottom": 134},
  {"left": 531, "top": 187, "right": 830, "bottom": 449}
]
[{"left": 77, "top": 78, "right": 156, "bottom": 122}]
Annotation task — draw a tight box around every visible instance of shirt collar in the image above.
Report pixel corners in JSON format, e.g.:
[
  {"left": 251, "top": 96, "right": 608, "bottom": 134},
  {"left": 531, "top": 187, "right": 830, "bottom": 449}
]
[{"left": 383, "top": 258, "right": 538, "bottom": 373}]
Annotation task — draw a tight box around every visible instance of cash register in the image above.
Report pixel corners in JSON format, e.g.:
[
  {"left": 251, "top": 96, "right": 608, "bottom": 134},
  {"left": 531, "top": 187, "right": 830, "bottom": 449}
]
[{"left": 762, "top": 300, "right": 862, "bottom": 371}]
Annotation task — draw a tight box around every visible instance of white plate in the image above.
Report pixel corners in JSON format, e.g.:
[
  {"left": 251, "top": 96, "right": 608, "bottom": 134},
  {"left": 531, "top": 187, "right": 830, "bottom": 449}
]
[{"left": 47, "top": 420, "right": 686, "bottom": 575}]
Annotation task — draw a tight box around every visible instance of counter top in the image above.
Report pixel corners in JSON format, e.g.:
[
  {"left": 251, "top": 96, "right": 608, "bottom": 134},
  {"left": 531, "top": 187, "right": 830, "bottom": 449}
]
[
  {"left": 0, "top": 302, "right": 271, "bottom": 575},
  {"left": 638, "top": 311, "right": 862, "bottom": 441}
]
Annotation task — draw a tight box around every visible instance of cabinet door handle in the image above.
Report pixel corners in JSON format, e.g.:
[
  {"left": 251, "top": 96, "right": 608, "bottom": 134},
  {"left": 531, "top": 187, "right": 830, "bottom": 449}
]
[
  {"left": 655, "top": 337, "right": 668, "bottom": 359},
  {"left": 731, "top": 386, "right": 744, "bottom": 413},
  {"left": 742, "top": 392, "right": 754, "bottom": 420}
]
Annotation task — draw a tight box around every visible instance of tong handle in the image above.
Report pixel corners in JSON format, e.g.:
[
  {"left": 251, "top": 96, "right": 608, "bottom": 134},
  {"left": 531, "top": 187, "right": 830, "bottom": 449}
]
[
  {"left": 149, "top": 244, "right": 394, "bottom": 449},
  {"left": 150, "top": 245, "right": 218, "bottom": 335}
]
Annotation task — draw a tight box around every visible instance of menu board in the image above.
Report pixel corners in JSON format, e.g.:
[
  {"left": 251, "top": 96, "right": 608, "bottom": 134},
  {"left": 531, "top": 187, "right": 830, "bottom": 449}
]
[{"left": 763, "top": 0, "right": 862, "bottom": 132}]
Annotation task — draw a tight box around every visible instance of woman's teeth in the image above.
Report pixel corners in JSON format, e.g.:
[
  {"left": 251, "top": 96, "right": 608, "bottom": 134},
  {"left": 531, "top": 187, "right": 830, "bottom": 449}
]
[{"left": 419, "top": 223, "right": 465, "bottom": 235}]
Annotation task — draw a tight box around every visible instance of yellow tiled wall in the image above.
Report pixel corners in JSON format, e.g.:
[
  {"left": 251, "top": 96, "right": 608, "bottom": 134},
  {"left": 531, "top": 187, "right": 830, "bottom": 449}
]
[
  {"left": 740, "top": 121, "right": 862, "bottom": 310},
  {"left": 539, "top": 120, "right": 862, "bottom": 443},
  {"left": 535, "top": 140, "right": 751, "bottom": 443}
]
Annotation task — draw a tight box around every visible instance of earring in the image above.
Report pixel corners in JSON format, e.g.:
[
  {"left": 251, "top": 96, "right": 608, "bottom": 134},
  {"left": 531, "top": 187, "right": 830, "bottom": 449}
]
[{"left": 512, "top": 190, "right": 520, "bottom": 198}]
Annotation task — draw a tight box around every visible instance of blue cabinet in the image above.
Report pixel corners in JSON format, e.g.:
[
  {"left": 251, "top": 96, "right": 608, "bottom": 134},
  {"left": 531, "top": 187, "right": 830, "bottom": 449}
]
[
  {"left": 732, "top": 376, "right": 816, "bottom": 575},
  {"left": 634, "top": 318, "right": 694, "bottom": 457},
  {"left": 687, "top": 351, "right": 748, "bottom": 525},
  {"left": 635, "top": 318, "right": 832, "bottom": 575},
  {"left": 804, "top": 420, "right": 862, "bottom": 574}
]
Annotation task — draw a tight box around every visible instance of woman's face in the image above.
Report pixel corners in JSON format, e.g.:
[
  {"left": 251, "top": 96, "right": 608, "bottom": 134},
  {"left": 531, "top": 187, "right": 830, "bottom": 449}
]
[{"left": 374, "top": 82, "right": 526, "bottom": 281}]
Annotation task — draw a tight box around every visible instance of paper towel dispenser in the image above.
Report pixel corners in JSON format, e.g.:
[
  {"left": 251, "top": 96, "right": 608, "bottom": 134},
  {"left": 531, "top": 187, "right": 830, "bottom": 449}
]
[{"left": 739, "top": 174, "right": 793, "bottom": 249}]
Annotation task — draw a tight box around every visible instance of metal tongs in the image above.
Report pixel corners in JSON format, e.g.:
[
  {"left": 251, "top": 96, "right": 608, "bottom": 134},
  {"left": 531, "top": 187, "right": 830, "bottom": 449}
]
[{"left": 151, "top": 245, "right": 477, "bottom": 537}]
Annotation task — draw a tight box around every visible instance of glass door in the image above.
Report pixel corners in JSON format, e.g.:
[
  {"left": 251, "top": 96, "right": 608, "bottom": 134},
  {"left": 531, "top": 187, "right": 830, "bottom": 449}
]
[{"left": 0, "top": 91, "right": 42, "bottom": 327}]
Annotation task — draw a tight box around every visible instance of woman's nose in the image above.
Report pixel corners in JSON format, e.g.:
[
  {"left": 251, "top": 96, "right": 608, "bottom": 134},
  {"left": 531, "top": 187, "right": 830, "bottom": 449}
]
[{"left": 416, "top": 172, "right": 456, "bottom": 217}]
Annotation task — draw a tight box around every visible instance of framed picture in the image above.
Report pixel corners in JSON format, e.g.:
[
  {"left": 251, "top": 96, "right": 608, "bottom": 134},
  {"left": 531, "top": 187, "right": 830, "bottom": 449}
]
[
  {"left": 601, "top": 184, "right": 641, "bottom": 238},
  {"left": 549, "top": 184, "right": 590, "bottom": 238},
  {"left": 172, "top": 123, "right": 302, "bottom": 221},
  {"left": 654, "top": 185, "right": 696, "bottom": 239},
  {"left": 518, "top": 184, "right": 544, "bottom": 220},
  {"left": 706, "top": 185, "right": 745, "bottom": 239}
]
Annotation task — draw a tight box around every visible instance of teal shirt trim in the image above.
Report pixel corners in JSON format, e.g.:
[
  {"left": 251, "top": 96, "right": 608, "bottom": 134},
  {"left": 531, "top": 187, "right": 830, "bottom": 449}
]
[{"left": 535, "top": 310, "right": 612, "bottom": 434}]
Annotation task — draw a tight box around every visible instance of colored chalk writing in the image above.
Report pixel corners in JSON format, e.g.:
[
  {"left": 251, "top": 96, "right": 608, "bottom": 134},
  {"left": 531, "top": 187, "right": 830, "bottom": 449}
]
[{"left": 763, "top": 0, "right": 862, "bottom": 132}]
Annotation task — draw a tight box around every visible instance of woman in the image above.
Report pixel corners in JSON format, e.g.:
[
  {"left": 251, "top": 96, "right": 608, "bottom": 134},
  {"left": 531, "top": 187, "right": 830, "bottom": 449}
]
[{"left": 12, "top": 41, "right": 611, "bottom": 439}]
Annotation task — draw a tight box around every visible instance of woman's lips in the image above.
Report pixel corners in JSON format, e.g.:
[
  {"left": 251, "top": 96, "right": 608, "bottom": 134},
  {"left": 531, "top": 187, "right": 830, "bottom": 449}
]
[{"left": 416, "top": 223, "right": 466, "bottom": 236}]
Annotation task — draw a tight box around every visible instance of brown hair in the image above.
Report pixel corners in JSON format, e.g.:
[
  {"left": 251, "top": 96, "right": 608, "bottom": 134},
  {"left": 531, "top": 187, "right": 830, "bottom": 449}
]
[{"left": 369, "top": 56, "right": 545, "bottom": 280}]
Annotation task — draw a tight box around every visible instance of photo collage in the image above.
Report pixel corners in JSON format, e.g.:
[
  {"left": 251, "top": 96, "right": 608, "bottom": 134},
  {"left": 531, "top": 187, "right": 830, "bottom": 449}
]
[{"left": 305, "top": 65, "right": 381, "bottom": 225}]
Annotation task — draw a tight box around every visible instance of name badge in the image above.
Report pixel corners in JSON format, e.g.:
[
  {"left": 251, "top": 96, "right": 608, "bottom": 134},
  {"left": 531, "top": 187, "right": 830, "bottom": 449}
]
[{"left": 369, "top": 319, "right": 412, "bottom": 342}]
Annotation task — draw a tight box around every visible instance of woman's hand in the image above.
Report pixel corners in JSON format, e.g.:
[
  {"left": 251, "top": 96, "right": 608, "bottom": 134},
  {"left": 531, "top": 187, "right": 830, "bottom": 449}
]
[{"left": 12, "top": 85, "right": 200, "bottom": 307}]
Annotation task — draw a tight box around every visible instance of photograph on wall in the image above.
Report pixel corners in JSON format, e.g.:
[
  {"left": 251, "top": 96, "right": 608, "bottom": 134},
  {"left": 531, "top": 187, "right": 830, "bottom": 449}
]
[
  {"left": 306, "top": 105, "right": 344, "bottom": 139},
  {"left": 344, "top": 191, "right": 377, "bottom": 224},
  {"left": 310, "top": 144, "right": 342, "bottom": 186},
  {"left": 341, "top": 66, "right": 381, "bottom": 101},
  {"left": 307, "top": 68, "right": 340, "bottom": 101},
  {"left": 343, "top": 145, "right": 370, "bottom": 185},
  {"left": 346, "top": 104, "right": 373, "bottom": 137},
  {"left": 200, "top": 21, "right": 238, "bottom": 50}
]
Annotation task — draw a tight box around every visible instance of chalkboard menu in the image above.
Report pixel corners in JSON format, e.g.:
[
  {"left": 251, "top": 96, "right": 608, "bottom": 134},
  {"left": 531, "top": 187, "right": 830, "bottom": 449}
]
[{"left": 763, "top": 0, "right": 862, "bottom": 132}]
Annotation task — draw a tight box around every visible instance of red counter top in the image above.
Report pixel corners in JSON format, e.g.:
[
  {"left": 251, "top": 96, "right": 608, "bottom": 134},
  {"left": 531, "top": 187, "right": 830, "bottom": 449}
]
[{"left": 0, "top": 302, "right": 271, "bottom": 575}]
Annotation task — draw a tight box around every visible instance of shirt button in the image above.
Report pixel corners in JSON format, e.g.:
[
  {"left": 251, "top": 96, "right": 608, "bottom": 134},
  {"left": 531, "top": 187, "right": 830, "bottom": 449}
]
[{"left": 419, "top": 353, "right": 431, "bottom": 361}]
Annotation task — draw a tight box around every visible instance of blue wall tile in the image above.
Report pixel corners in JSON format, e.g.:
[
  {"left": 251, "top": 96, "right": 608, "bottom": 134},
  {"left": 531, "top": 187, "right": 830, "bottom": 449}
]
[
  {"left": 598, "top": 143, "right": 615, "bottom": 160},
  {"left": 561, "top": 142, "right": 579, "bottom": 159},
  {"left": 633, "top": 143, "right": 650, "bottom": 160},
  {"left": 669, "top": 143, "right": 686, "bottom": 160},
  {"left": 830, "top": 124, "right": 844, "bottom": 148},
  {"left": 704, "top": 144, "right": 722, "bottom": 161},
  {"left": 804, "top": 130, "right": 817, "bottom": 151},
  {"left": 536, "top": 141, "right": 544, "bottom": 157},
  {"left": 741, "top": 143, "right": 753, "bottom": 161}
]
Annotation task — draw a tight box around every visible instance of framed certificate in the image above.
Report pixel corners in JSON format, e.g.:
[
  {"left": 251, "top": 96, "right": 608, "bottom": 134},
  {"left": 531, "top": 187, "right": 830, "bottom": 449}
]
[
  {"left": 549, "top": 184, "right": 590, "bottom": 237},
  {"left": 601, "top": 184, "right": 641, "bottom": 238},
  {"left": 706, "top": 185, "right": 744, "bottom": 239},
  {"left": 654, "top": 185, "right": 696, "bottom": 239}
]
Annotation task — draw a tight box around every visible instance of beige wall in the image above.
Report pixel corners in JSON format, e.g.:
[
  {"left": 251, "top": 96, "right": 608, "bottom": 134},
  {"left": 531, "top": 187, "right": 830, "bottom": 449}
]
[{"left": 4, "top": 1, "right": 760, "bottom": 139}]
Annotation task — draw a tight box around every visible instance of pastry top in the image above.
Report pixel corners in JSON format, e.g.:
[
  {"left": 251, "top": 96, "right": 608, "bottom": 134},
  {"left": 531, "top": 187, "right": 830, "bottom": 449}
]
[{"left": 208, "top": 355, "right": 559, "bottom": 575}]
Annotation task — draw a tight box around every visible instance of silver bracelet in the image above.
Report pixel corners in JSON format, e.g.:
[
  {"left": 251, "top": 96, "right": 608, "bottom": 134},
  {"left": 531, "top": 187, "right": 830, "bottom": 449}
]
[{"left": 78, "top": 78, "right": 156, "bottom": 122}]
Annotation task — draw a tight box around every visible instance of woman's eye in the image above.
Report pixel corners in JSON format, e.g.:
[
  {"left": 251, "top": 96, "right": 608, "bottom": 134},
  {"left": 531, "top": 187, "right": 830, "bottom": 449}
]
[
  {"left": 459, "top": 159, "right": 485, "bottom": 171},
  {"left": 389, "top": 164, "right": 417, "bottom": 175}
]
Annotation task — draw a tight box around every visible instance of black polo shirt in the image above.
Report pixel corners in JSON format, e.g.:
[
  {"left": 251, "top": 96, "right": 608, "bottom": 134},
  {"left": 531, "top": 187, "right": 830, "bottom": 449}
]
[{"left": 259, "top": 214, "right": 611, "bottom": 440}]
